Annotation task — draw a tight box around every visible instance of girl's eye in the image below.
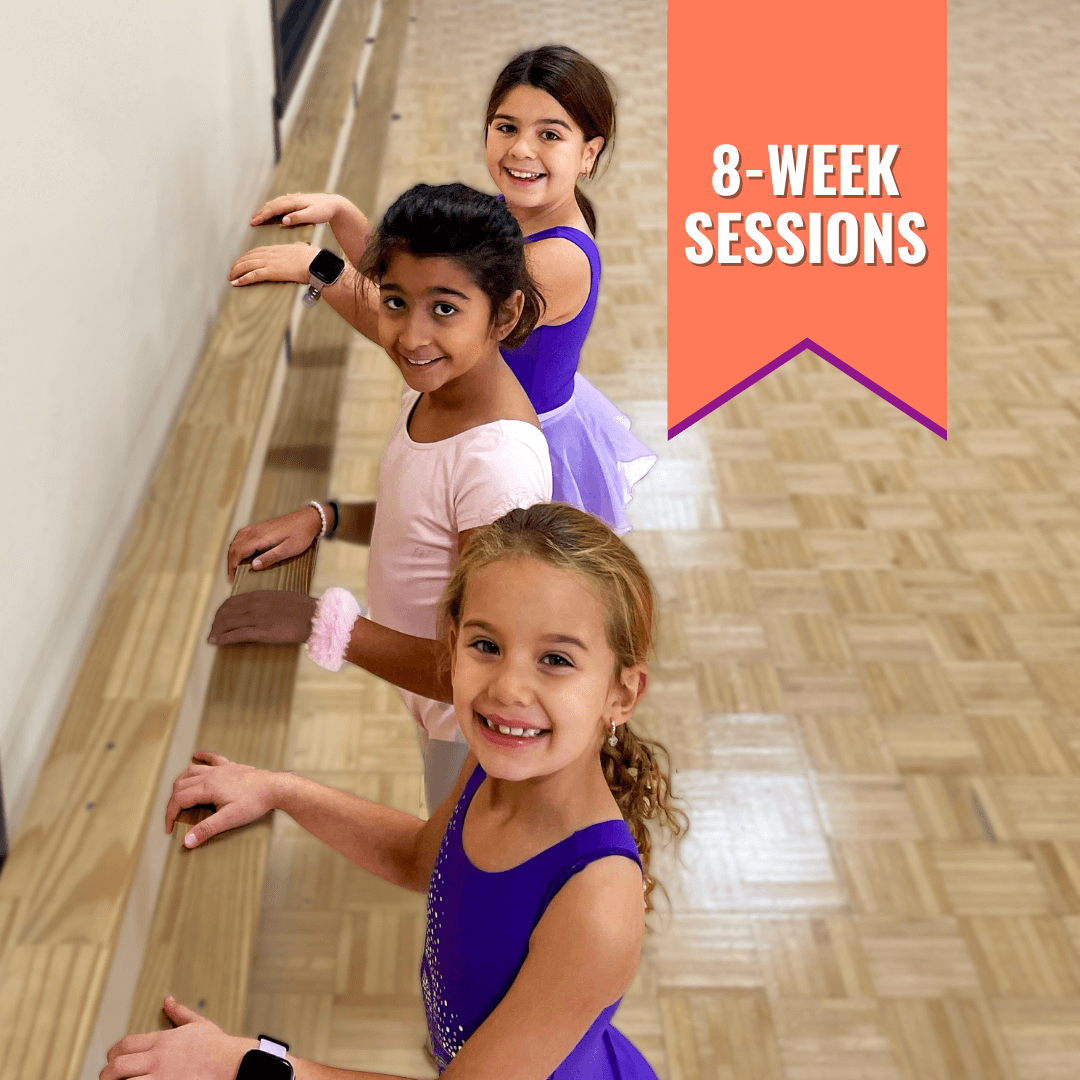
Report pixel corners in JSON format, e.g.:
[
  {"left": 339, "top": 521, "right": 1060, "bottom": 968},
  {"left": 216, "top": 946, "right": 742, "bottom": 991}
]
[
  {"left": 541, "top": 130, "right": 561, "bottom": 141},
  {"left": 496, "top": 123, "right": 516, "bottom": 135},
  {"left": 468, "top": 638, "right": 499, "bottom": 656},
  {"left": 383, "top": 296, "right": 405, "bottom": 311},
  {"left": 540, "top": 652, "right": 573, "bottom": 668},
  {"left": 433, "top": 302, "right": 457, "bottom": 317}
]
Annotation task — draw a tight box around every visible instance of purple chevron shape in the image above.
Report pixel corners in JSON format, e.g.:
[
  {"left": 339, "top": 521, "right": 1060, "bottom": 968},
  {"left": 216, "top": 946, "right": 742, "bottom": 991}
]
[{"left": 668, "top": 338, "right": 948, "bottom": 441}]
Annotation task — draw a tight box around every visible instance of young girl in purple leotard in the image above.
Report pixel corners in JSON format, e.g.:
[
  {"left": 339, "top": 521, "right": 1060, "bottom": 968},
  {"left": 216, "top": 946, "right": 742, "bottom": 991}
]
[
  {"left": 230, "top": 45, "right": 655, "bottom": 534},
  {"left": 104, "top": 504, "right": 685, "bottom": 1080}
]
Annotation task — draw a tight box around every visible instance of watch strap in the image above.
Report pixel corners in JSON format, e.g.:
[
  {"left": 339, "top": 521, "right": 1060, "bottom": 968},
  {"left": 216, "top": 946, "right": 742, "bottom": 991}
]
[{"left": 257, "top": 1035, "right": 290, "bottom": 1056}]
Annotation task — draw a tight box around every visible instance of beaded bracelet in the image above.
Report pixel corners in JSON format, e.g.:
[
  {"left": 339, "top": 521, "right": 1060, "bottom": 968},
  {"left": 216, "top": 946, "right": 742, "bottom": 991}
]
[{"left": 308, "top": 500, "right": 328, "bottom": 538}]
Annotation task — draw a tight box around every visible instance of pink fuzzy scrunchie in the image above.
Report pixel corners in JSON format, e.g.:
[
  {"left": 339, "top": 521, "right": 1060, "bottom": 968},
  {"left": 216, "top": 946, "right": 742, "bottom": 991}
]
[{"left": 306, "top": 587, "right": 363, "bottom": 671}]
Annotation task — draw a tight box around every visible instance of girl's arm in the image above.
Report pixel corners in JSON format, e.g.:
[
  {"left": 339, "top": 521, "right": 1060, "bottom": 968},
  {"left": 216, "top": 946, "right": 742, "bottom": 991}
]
[
  {"left": 211, "top": 527, "right": 479, "bottom": 700},
  {"left": 166, "top": 749, "right": 474, "bottom": 890},
  {"left": 101, "top": 998, "right": 429, "bottom": 1080},
  {"left": 250, "top": 192, "right": 373, "bottom": 265},
  {"left": 225, "top": 502, "right": 377, "bottom": 582},
  {"left": 229, "top": 245, "right": 381, "bottom": 344},
  {"left": 207, "top": 594, "right": 452, "bottom": 702},
  {"left": 523, "top": 236, "right": 593, "bottom": 327}
]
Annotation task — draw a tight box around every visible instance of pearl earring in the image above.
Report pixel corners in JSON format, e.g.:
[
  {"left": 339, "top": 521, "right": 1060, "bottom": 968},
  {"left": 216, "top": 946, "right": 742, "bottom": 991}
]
[{"left": 608, "top": 721, "right": 618, "bottom": 747}]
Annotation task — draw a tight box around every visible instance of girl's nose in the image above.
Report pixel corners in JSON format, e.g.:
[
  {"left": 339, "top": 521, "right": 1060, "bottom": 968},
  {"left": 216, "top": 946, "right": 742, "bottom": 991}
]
[
  {"left": 489, "top": 659, "right": 534, "bottom": 706},
  {"left": 396, "top": 314, "right": 431, "bottom": 351},
  {"left": 508, "top": 131, "right": 536, "bottom": 160}
]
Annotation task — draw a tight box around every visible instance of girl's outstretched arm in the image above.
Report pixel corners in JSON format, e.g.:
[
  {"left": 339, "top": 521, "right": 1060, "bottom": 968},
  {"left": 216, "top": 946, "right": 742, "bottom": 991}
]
[
  {"left": 165, "top": 749, "right": 474, "bottom": 890},
  {"left": 207, "top": 596, "right": 452, "bottom": 702},
  {"left": 228, "top": 245, "right": 381, "bottom": 344},
  {"left": 225, "top": 502, "right": 377, "bottom": 581},
  {"left": 102, "top": 995, "right": 434, "bottom": 1078},
  {"left": 210, "top": 527, "right": 477, "bottom": 700},
  {"left": 250, "top": 192, "right": 372, "bottom": 264}
]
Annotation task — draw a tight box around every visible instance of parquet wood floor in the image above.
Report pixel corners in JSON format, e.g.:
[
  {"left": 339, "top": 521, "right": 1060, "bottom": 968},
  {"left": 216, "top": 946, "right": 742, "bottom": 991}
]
[{"left": 242, "top": 0, "right": 1080, "bottom": 1077}]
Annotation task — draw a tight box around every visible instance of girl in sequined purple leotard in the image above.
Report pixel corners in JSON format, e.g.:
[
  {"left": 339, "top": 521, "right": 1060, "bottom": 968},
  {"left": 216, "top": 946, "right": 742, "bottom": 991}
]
[{"left": 124, "top": 504, "right": 684, "bottom": 1080}]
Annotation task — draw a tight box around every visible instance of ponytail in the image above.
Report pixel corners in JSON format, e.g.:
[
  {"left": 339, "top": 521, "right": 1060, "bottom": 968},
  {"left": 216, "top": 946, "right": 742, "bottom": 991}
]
[
  {"left": 574, "top": 187, "right": 597, "bottom": 237},
  {"left": 602, "top": 723, "right": 685, "bottom": 913}
]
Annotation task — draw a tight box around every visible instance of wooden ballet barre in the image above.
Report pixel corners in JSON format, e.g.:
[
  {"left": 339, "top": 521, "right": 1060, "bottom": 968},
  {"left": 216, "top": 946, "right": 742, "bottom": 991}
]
[{"left": 0, "top": 3, "right": 377, "bottom": 1078}]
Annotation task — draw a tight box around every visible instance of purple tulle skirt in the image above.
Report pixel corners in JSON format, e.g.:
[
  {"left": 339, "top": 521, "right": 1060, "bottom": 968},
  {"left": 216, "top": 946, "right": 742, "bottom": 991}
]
[{"left": 540, "top": 373, "right": 656, "bottom": 534}]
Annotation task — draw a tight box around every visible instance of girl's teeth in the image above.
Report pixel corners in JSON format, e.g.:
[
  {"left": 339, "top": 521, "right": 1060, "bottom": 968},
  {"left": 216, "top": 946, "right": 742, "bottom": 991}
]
[{"left": 486, "top": 717, "right": 542, "bottom": 738}]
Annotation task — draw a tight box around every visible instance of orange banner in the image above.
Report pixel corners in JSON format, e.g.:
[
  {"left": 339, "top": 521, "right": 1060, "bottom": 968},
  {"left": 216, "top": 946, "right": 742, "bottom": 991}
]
[{"left": 668, "top": 1, "right": 947, "bottom": 439}]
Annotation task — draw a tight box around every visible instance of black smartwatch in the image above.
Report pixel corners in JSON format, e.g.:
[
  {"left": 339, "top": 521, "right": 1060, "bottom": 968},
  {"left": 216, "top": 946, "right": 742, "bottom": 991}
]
[
  {"left": 236, "top": 1035, "right": 294, "bottom": 1078},
  {"left": 303, "top": 249, "right": 346, "bottom": 307}
]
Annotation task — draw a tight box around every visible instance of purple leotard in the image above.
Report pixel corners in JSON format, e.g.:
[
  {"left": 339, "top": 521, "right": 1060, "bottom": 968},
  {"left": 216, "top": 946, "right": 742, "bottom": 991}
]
[
  {"left": 422, "top": 764, "right": 658, "bottom": 1078},
  {"left": 501, "top": 227, "right": 655, "bottom": 534}
]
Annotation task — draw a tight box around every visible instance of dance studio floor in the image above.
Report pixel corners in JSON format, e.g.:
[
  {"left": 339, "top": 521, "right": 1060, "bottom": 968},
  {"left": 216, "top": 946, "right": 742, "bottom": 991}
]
[{"left": 242, "top": 1, "right": 1080, "bottom": 1076}]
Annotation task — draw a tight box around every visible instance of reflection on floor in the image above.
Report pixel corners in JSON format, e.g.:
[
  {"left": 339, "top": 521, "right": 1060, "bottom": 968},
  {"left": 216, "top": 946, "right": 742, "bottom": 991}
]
[{"left": 244, "top": 1, "right": 1080, "bottom": 1077}]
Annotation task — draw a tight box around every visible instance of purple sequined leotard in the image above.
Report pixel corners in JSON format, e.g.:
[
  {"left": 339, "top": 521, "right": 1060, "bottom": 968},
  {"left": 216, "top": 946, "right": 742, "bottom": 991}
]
[
  {"left": 422, "top": 764, "right": 658, "bottom": 1078},
  {"left": 501, "top": 226, "right": 656, "bottom": 534}
]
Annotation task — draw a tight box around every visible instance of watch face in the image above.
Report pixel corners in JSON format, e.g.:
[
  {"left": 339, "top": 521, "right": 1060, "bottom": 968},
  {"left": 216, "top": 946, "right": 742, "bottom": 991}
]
[
  {"left": 309, "top": 248, "right": 346, "bottom": 285},
  {"left": 236, "top": 1049, "right": 294, "bottom": 1079}
]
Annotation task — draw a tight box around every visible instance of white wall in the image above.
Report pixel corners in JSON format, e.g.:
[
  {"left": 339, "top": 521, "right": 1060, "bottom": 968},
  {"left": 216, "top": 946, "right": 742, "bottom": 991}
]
[{"left": 0, "top": 5, "right": 277, "bottom": 831}]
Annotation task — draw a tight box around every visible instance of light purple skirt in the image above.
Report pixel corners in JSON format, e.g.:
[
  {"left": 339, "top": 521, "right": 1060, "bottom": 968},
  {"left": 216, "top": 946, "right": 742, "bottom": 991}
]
[{"left": 540, "top": 373, "right": 656, "bottom": 535}]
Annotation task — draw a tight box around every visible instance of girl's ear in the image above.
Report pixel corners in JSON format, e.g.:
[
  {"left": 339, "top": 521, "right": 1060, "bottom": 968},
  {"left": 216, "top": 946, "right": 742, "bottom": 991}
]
[
  {"left": 493, "top": 289, "right": 526, "bottom": 342},
  {"left": 580, "top": 135, "right": 605, "bottom": 178},
  {"left": 607, "top": 663, "right": 647, "bottom": 728}
]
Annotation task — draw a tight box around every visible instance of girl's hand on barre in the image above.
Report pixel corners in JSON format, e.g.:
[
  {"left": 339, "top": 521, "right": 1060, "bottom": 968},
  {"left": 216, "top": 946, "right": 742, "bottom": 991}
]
[
  {"left": 208, "top": 591, "right": 318, "bottom": 646},
  {"left": 100, "top": 995, "right": 252, "bottom": 1079},
  {"left": 165, "top": 751, "right": 281, "bottom": 848},
  {"left": 229, "top": 242, "right": 313, "bottom": 287},
  {"left": 227, "top": 506, "right": 323, "bottom": 581},
  {"left": 250, "top": 191, "right": 345, "bottom": 228}
]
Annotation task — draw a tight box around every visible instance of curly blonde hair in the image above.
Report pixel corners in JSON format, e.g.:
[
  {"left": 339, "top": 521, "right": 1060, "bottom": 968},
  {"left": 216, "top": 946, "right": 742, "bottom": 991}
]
[{"left": 439, "top": 503, "right": 686, "bottom": 912}]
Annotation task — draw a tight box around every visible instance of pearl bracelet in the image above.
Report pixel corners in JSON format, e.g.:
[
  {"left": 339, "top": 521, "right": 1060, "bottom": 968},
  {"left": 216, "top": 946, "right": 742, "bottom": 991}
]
[{"left": 308, "top": 500, "right": 328, "bottom": 538}]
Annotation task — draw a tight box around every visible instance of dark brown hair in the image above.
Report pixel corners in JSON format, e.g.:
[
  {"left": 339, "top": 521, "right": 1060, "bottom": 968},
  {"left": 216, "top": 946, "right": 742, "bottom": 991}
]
[
  {"left": 440, "top": 503, "right": 686, "bottom": 913},
  {"left": 358, "top": 182, "right": 544, "bottom": 350},
  {"left": 485, "top": 45, "right": 617, "bottom": 235}
]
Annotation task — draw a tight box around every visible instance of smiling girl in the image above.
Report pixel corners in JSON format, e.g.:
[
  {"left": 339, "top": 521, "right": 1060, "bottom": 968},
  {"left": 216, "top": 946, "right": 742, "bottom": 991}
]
[
  {"left": 211, "top": 183, "right": 552, "bottom": 809},
  {"left": 230, "top": 45, "right": 655, "bottom": 535},
  {"left": 104, "top": 504, "right": 684, "bottom": 1080}
]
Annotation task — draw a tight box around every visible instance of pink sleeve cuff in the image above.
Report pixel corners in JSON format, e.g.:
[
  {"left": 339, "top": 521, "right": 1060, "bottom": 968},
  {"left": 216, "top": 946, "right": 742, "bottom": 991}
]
[{"left": 306, "top": 587, "right": 363, "bottom": 671}]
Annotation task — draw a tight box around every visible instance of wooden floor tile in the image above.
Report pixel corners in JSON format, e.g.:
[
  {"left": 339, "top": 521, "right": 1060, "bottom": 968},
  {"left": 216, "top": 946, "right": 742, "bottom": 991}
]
[
  {"left": 772, "top": 1000, "right": 904, "bottom": 1080},
  {"left": 835, "top": 841, "right": 951, "bottom": 916},
  {"left": 962, "top": 916, "right": 1080, "bottom": 997},
  {"left": 754, "top": 916, "right": 875, "bottom": 998},
  {"left": 884, "top": 998, "right": 1017, "bottom": 1080},
  {"left": 814, "top": 777, "right": 922, "bottom": 840},
  {"left": 660, "top": 989, "right": 785, "bottom": 1080},
  {"left": 857, "top": 918, "right": 981, "bottom": 997},
  {"left": 932, "top": 843, "right": 1051, "bottom": 915},
  {"left": 882, "top": 716, "right": 985, "bottom": 773}
]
